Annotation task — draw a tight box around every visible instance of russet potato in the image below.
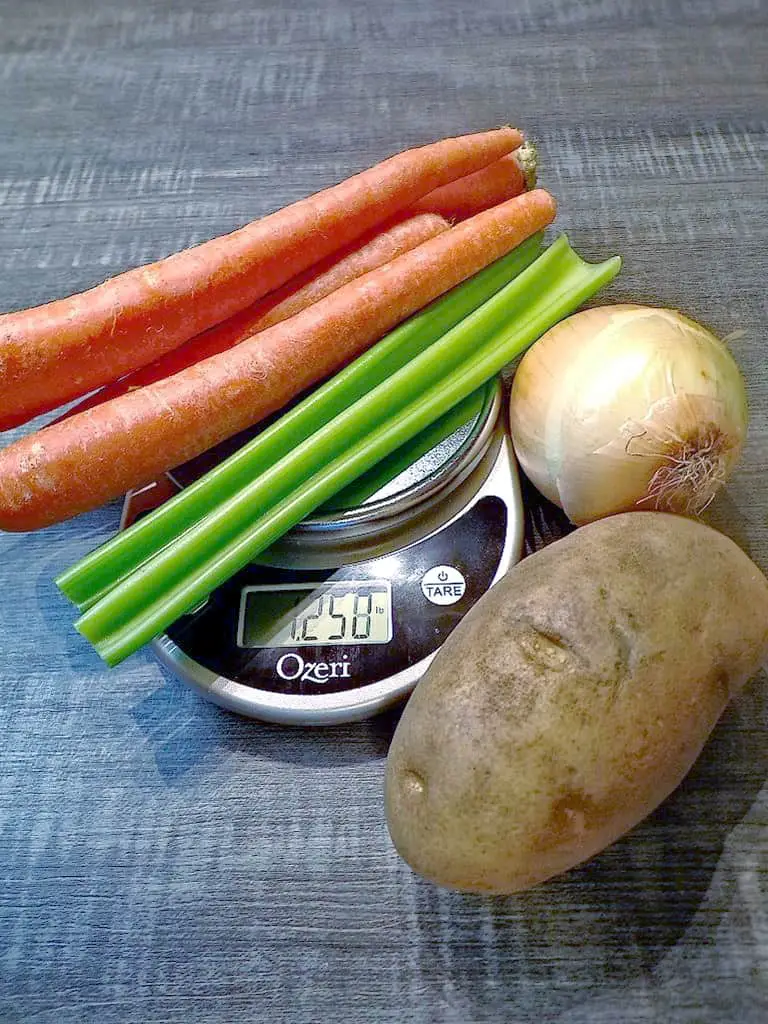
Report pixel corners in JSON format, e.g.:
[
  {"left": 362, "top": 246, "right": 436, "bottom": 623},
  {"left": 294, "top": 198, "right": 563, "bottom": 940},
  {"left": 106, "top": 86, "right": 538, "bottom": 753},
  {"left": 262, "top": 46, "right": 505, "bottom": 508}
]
[{"left": 385, "top": 512, "right": 768, "bottom": 893}]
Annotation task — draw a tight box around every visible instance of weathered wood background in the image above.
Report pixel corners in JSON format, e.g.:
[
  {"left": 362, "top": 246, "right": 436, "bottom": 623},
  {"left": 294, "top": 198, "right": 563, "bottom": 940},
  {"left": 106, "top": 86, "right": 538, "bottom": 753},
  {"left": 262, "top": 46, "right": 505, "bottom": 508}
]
[{"left": 0, "top": 1, "right": 766, "bottom": 1021}]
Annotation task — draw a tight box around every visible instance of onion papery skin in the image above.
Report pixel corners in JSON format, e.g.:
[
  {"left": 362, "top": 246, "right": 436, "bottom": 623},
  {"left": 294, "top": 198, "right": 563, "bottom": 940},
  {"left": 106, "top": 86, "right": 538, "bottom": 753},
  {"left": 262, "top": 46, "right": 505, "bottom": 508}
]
[{"left": 509, "top": 305, "right": 749, "bottom": 525}]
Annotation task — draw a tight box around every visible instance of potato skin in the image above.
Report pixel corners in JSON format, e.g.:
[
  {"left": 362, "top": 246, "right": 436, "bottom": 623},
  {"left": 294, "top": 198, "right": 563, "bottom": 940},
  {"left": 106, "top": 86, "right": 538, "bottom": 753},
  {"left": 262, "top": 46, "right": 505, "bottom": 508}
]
[{"left": 385, "top": 512, "right": 768, "bottom": 894}]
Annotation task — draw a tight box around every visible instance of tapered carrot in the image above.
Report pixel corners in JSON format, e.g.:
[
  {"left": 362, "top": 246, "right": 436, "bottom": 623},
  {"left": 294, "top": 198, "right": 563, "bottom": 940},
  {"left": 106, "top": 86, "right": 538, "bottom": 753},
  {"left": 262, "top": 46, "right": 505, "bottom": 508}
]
[
  {"left": 0, "top": 128, "right": 523, "bottom": 431},
  {"left": 0, "top": 189, "right": 555, "bottom": 533},
  {"left": 412, "top": 143, "right": 538, "bottom": 221},
  {"left": 57, "top": 213, "right": 450, "bottom": 421}
]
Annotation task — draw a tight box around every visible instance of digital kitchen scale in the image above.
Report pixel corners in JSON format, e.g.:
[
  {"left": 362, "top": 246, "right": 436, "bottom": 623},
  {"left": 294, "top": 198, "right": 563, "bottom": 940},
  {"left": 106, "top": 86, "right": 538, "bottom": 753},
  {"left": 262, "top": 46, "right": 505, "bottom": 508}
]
[{"left": 121, "top": 378, "right": 524, "bottom": 726}]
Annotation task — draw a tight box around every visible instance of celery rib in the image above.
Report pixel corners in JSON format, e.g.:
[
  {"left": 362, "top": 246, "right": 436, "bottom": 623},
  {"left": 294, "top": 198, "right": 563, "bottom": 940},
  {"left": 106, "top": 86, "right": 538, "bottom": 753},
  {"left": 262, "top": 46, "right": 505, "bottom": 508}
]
[
  {"left": 75, "top": 238, "right": 621, "bottom": 666},
  {"left": 320, "top": 387, "right": 487, "bottom": 512}
]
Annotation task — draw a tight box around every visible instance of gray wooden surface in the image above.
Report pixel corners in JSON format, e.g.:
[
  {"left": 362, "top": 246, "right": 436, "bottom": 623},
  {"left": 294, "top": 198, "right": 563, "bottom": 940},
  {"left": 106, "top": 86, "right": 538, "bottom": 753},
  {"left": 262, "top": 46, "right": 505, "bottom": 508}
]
[{"left": 1, "top": 1, "right": 766, "bottom": 1021}]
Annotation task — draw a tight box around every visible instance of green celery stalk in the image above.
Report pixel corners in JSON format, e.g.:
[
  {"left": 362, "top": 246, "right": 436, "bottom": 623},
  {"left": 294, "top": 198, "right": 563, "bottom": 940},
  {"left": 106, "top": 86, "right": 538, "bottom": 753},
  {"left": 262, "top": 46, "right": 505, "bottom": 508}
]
[
  {"left": 75, "top": 237, "right": 621, "bottom": 665},
  {"left": 57, "top": 234, "right": 544, "bottom": 610},
  {"left": 319, "top": 386, "right": 488, "bottom": 512}
]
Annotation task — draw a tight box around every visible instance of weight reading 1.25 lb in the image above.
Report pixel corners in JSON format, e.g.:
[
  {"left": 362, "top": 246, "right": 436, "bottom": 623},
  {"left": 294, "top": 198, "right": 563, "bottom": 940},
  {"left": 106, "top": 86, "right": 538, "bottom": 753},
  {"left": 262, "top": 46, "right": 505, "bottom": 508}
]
[{"left": 238, "top": 581, "right": 393, "bottom": 648}]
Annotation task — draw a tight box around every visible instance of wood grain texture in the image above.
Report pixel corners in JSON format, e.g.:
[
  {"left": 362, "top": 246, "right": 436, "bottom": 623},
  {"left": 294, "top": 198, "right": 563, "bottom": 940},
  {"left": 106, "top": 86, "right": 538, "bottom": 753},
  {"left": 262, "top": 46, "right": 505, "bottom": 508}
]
[{"left": 0, "top": 0, "right": 766, "bottom": 1021}]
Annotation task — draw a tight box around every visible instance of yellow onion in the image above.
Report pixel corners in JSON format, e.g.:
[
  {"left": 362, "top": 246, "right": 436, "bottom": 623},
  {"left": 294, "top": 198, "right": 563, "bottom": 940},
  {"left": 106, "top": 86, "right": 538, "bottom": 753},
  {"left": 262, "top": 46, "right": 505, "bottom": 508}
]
[{"left": 509, "top": 304, "right": 749, "bottom": 524}]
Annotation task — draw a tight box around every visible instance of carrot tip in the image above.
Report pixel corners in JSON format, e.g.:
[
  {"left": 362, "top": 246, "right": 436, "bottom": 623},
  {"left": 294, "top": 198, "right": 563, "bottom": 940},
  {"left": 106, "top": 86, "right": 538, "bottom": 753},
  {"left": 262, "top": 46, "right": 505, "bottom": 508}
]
[{"left": 515, "top": 141, "right": 539, "bottom": 191}]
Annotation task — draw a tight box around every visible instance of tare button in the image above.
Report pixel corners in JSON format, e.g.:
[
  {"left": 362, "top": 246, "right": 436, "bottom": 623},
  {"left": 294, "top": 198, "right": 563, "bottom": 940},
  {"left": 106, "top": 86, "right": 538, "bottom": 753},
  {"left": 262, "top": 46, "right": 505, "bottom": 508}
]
[{"left": 421, "top": 565, "right": 466, "bottom": 605}]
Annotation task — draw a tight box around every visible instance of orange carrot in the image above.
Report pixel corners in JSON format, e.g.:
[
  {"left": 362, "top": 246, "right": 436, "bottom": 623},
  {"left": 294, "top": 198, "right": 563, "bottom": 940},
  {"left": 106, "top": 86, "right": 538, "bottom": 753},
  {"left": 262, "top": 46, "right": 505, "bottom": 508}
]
[
  {"left": 412, "top": 144, "right": 537, "bottom": 221},
  {"left": 0, "top": 189, "right": 555, "bottom": 533},
  {"left": 57, "top": 213, "right": 449, "bottom": 421},
  {"left": 0, "top": 128, "right": 523, "bottom": 431}
]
